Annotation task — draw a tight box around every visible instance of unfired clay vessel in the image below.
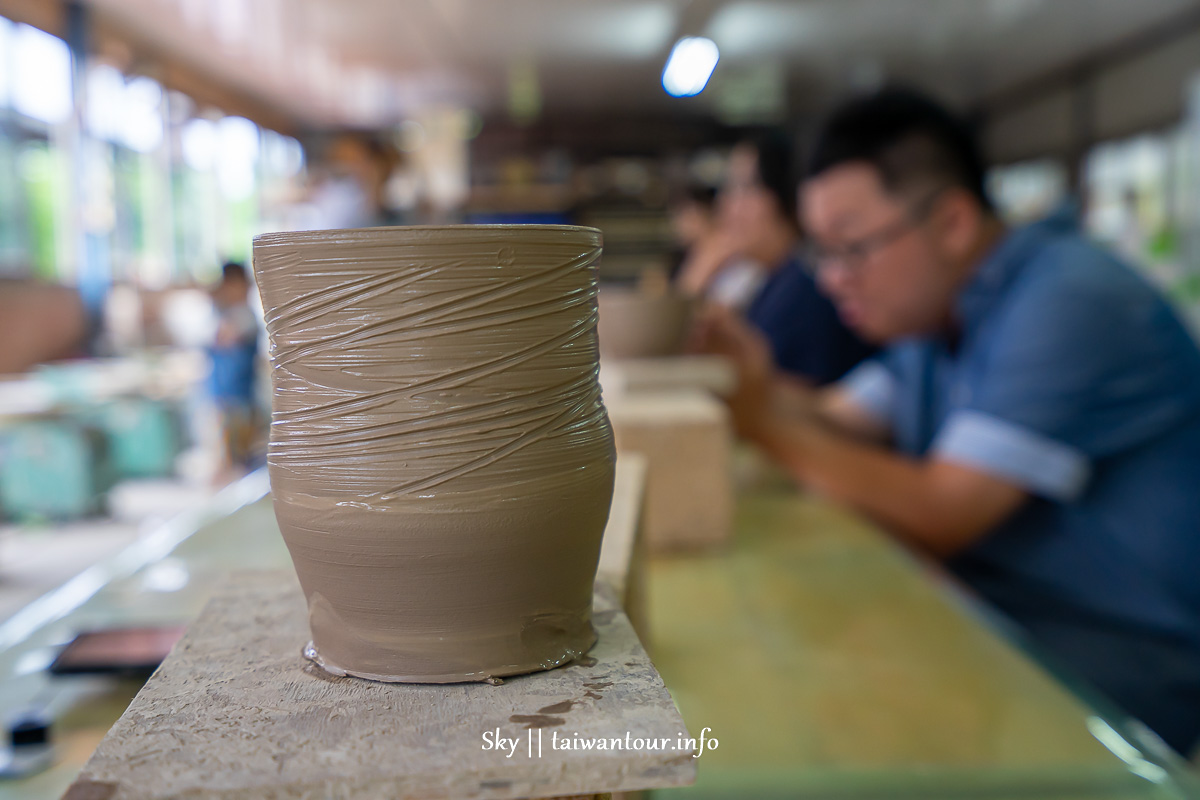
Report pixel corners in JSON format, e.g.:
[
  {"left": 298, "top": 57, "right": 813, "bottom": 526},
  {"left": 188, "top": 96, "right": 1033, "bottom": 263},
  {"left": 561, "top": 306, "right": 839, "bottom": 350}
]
[
  {"left": 253, "top": 225, "right": 615, "bottom": 683},
  {"left": 597, "top": 286, "right": 697, "bottom": 360}
]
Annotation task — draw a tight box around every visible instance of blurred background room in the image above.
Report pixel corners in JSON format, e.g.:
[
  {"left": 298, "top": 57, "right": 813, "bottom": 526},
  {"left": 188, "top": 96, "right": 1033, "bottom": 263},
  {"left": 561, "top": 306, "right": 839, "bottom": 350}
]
[{"left": 2, "top": 0, "right": 1200, "bottom": 797}]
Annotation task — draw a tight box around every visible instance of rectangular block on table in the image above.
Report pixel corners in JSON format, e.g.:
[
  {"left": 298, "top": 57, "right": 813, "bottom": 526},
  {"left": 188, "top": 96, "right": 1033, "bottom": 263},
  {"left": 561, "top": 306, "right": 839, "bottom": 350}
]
[
  {"left": 605, "top": 391, "right": 733, "bottom": 552},
  {"left": 596, "top": 453, "right": 648, "bottom": 643},
  {"left": 65, "top": 570, "right": 695, "bottom": 800},
  {"left": 599, "top": 356, "right": 735, "bottom": 399}
]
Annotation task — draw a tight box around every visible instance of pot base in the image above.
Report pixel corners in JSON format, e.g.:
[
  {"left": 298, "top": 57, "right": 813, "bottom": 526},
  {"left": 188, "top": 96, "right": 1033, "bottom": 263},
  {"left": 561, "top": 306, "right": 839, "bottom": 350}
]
[{"left": 300, "top": 631, "right": 598, "bottom": 684}]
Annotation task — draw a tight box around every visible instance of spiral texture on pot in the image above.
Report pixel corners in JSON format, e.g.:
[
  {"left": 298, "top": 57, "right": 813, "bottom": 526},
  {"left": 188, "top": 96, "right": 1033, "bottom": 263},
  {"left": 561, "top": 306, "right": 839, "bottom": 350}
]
[{"left": 255, "top": 225, "right": 613, "bottom": 509}]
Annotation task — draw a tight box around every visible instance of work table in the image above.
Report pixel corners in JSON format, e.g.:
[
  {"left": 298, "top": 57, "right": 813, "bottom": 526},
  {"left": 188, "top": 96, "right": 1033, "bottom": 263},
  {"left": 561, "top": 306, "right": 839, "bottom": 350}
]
[
  {"left": 645, "top": 486, "right": 1194, "bottom": 797},
  {"left": 0, "top": 466, "right": 1195, "bottom": 799}
]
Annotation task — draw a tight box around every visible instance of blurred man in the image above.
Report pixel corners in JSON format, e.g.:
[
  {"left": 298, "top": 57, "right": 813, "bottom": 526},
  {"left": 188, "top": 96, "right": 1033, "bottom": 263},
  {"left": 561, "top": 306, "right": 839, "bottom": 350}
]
[
  {"left": 300, "top": 134, "right": 400, "bottom": 230},
  {"left": 679, "top": 133, "right": 874, "bottom": 384},
  {"left": 699, "top": 87, "right": 1200, "bottom": 756}
]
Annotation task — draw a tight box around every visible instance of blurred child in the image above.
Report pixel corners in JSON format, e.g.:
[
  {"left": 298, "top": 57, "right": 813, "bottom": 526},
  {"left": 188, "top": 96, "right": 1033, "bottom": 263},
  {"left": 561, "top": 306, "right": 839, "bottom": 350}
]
[{"left": 207, "top": 261, "right": 260, "bottom": 478}]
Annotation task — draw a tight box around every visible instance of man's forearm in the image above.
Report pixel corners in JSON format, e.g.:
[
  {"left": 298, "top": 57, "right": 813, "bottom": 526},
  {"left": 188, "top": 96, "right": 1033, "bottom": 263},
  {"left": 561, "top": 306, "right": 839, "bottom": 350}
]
[
  {"left": 750, "top": 415, "right": 1018, "bottom": 557},
  {"left": 767, "top": 378, "right": 892, "bottom": 445},
  {"left": 769, "top": 376, "right": 820, "bottom": 419},
  {"left": 756, "top": 416, "right": 928, "bottom": 530}
]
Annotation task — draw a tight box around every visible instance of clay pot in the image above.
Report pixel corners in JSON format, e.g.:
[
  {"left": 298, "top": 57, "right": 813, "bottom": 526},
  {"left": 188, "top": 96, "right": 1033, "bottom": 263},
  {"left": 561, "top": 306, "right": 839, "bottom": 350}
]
[
  {"left": 597, "top": 286, "right": 697, "bottom": 360},
  {"left": 253, "top": 225, "right": 615, "bottom": 683}
]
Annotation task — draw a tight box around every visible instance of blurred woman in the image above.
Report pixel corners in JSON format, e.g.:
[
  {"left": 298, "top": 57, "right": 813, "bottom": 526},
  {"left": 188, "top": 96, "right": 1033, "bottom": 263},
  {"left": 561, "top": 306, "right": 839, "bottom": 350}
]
[{"left": 680, "top": 133, "right": 874, "bottom": 385}]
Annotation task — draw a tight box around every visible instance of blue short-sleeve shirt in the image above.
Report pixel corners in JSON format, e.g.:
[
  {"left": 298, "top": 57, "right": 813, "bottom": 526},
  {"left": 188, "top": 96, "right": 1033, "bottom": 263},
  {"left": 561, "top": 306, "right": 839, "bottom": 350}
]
[{"left": 838, "top": 208, "right": 1200, "bottom": 755}]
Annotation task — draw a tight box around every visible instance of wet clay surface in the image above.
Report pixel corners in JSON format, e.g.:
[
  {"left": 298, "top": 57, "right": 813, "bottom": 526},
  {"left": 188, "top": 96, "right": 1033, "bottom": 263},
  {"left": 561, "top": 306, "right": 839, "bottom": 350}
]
[{"left": 253, "top": 226, "right": 616, "bottom": 682}]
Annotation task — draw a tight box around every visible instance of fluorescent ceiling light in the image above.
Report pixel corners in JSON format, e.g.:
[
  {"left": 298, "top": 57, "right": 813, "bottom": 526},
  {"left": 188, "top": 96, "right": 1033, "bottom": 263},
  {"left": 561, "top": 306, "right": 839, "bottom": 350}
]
[{"left": 662, "top": 36, "right": 719, "bottom": 97}]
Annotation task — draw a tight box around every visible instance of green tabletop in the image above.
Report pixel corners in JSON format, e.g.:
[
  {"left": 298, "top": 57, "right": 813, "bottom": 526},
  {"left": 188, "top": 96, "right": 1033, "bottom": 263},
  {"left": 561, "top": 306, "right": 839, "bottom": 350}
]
[
  {"left": 643, "top": 486, "right": 1198, "bottom": 799},
  {"left": 0, "top": 470, "right": 1196, "bottom": 799}
]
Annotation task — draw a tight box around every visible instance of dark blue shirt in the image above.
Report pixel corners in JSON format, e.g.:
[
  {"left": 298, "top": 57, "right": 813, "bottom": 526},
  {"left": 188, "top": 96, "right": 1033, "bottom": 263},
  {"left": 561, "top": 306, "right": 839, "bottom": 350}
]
[
  {"left": 746, "top": 251, "right": 875, "bottom": 384},
  {"left": 841, "top": 209, "right": 1200, "bottom": 755}
]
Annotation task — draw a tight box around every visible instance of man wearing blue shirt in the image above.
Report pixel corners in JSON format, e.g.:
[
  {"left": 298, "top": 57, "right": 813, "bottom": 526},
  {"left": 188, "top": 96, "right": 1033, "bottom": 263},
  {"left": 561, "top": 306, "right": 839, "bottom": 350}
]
[{"left": 700, "top": 87, "right": 1200, "bottom": 756}]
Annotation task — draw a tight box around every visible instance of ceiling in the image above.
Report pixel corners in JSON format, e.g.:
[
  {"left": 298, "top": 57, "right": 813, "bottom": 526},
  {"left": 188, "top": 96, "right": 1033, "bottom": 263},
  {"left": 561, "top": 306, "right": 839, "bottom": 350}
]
[{"left": 61, "top": 0, "right": 1200, "bottom": 128}]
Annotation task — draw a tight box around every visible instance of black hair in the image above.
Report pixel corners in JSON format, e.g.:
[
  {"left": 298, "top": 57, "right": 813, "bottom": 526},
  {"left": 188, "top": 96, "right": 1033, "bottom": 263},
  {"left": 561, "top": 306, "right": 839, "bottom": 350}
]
[
  {"left": 745, "top": 129, "right": 799, "bottom": 219},
  {"left": 807, "top": 86, "right": 993, "bottom": 212},
  {"left": 221, "top": 261, "right": 247, "bottom": 282}
]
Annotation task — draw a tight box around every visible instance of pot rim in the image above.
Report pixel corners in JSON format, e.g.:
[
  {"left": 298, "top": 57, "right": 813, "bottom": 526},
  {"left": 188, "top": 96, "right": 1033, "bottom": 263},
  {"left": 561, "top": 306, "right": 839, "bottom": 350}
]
[{"left": 254, "top": 223, "right": 603, "bottom": 246}]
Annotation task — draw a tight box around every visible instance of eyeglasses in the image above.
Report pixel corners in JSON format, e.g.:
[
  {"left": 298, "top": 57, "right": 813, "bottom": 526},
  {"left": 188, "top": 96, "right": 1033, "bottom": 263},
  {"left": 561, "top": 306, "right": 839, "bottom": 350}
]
[{"left": 801, "top": 190, "right": 943, "bottom": 278}]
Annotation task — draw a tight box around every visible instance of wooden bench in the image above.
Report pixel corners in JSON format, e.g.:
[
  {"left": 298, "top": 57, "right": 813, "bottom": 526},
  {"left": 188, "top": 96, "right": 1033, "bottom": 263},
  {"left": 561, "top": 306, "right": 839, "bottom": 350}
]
[{"left": 64, "top": 571, "right": 695, "bottom": 800}]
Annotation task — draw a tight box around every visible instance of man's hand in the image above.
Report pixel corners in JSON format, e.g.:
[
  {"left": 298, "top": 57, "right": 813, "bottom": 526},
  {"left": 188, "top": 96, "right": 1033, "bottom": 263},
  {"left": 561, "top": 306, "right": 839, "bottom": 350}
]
[{"left": 689, "top": 306, "right": 776, "bottom": 440}]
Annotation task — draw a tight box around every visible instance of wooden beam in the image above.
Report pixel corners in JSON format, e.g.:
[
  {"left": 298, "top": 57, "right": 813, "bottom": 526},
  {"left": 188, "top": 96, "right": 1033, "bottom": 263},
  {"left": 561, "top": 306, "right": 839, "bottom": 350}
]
[
  {"left": 0, "top": 0, "right": 306, "bottom": 134},
  {"left": 0, "top": 0, "right": 62, "bottom": 33},
  {"left": 976, "top": 4, "right": 1200, "bottom": 117}
]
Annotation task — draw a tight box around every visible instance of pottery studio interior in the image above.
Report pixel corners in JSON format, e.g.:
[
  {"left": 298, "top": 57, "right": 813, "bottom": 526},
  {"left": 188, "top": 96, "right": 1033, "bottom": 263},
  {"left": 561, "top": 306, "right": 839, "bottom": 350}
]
[{"left": 6, "top": 0, "right": 1200, "bottom": 798}]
